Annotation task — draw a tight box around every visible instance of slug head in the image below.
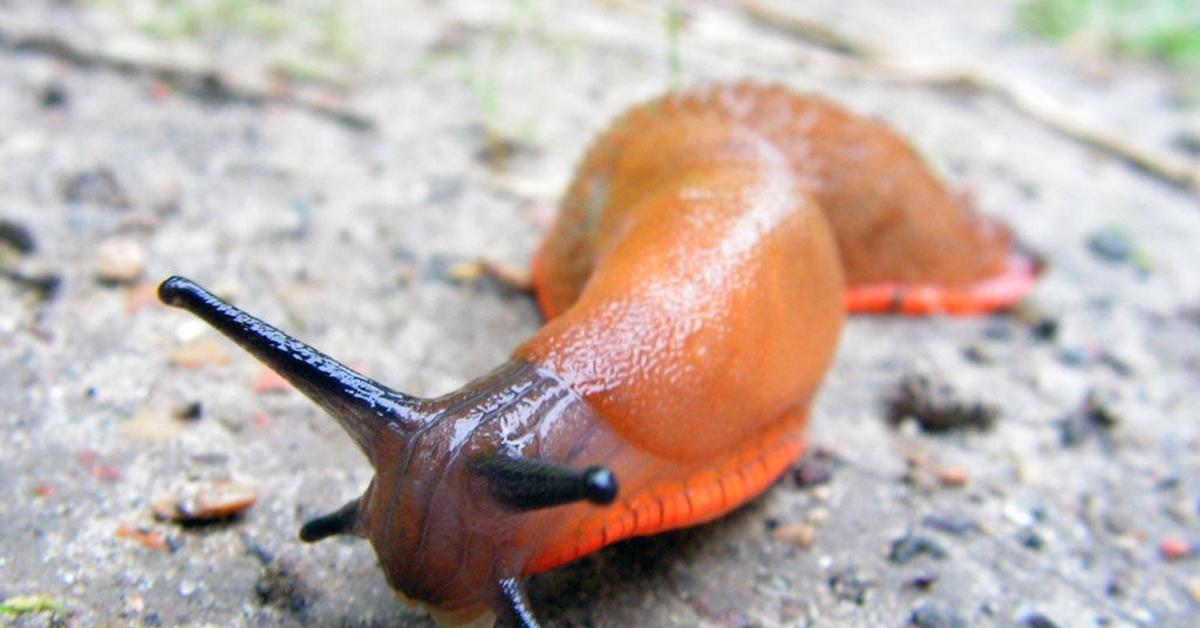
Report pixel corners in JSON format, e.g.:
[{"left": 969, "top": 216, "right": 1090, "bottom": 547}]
[{"left": 158, "top": 276, "right": 619, "bottom": 626}]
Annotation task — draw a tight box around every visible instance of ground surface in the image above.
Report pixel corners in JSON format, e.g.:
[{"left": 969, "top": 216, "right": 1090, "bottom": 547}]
[{"left": 2, "top": 1, "right": 1199, "bottom": 626}]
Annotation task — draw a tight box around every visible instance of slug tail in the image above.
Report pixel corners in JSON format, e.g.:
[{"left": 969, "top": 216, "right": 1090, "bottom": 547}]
[{"left": 158, "top": 276, "right": 427, "bottom": 461}]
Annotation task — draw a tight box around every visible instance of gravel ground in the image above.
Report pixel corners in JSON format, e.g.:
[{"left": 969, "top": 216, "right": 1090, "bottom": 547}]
[{"left": 2, "top": 1, "right": 1199, "bottom": 626}]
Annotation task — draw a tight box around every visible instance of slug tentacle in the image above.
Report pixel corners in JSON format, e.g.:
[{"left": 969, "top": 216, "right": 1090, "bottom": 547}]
[
  {"left": 299, "top": 498, "right": 363, "bottom": 542},
  {"left": 473, "top": 453, "right": 618, "bottom": 511},
  {"left": 496, "top": 577, "right": 539, "bottom": 628},
  {"left": 158, "top": 276, "right": 429, "bottom": 461}
]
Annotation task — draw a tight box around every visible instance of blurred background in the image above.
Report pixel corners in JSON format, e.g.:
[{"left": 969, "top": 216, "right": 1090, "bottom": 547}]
[{"left": 1, "top": 1, "right": 1198, "bottom": 626}]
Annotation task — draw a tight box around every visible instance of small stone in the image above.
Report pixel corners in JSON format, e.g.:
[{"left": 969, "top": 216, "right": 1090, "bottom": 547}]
[
  {"left": 116, "top": 522, "right": 170, "bottom": 551},
  {"left": 1057, "top": 346, "right": 1091, "bottom": 367},
  {"left": 1022, "top": 612, "right": 1058, "bottom": 628},
  {"left": 1087, "top": 229, "right": 1132, "bottom": 264},
  {"left": 174, "top": 401, "right": 203, "bottom": 421},
  {"left": 447, "top": 258, "right": 532, "bottom": 292},
  {"left": 888, "top": 533, "right": 947, "bottom": 564},
  {"left": 0, "top": 218, "right": 36, "bottom": 254},
  {"left": 169, "top": 337, "right": 231, "bottom": 368},
  {"left": 911, "top": 602, "right": 966, "bottom": 628},
  {"left": 120, "top": 408, "right": 187, "bottom": 441},
  {"left": 935, "top": 465, "right": 971, "bottom": 487},
  {"left": 61, "top": 167, "right": 130, "bottom": 208},
  {"left": 38, "top": 82, "right": 69, "bottom": 109},
  {"left": 1059, "top": 389, "right": 1121, "bottom": 447},
  {"left": 96, "top": 238, "right": 146, "bottom": 284},
  {"left": 792, "top": 448, "right": 840, "bottom": 488},
  {"left": 1017, "top": 527, "right": 1045, "bottom": 551},
  {"left": 887, "top": 374, "right": 997, "bottom": 433},
  {"left": 905, "top": 573, "right": 939, "bottom": 592},
  {"left": 772, "top": 523, "right": 817, "bottom": 548},
  {"left": 1030, "top": 317, "right": 1059, "bottom": 342},
  {"left": 124, "top": 594, "right": 145, "bottom": 614},
  {"left": 153, "top": 480, "right": 257, "bottom": 523},
  {"left": 255, "top": 559, "right": 315, "bottom": 614},
  {"left": 827, "top": 567, "right": 871, "bottom": 605},
  {"left": 480, "top": 259, "right": 532, "bottom": 291},
  {"left": 962, "top": 343, "right": 992, "bottom": 364},
  {"left": 1160, "top": 536, "right": 1192, "bottom": 560},
  {"left": 921, "top": 514, "right": 979, "bottom": 536},
  {"left": 78, "top": 449, "right": 121, "bottom": 481}
]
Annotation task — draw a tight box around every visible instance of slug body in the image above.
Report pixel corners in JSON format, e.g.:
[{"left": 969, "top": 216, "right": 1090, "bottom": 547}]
[{"left": 159, "top": 84, "right": 1037, "bottom": 626}]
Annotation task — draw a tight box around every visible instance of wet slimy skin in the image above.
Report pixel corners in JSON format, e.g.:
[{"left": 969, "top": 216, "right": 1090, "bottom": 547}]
[{"left": 158, "top": 84, "right": 1037, "bottom": 626}]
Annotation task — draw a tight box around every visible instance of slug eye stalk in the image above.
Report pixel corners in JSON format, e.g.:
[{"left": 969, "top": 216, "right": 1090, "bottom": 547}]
[
  {"left": 474, "top": 453, "right": 619, "bottom": 511},
  {"left": 157, "top": 275, "right": 427, "bottom": 462},
  {"left": 299, "top": 498, "right": 362, "bottom": 542}
]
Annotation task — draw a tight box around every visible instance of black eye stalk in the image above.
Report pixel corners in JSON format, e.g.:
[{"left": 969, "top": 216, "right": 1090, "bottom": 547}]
[
  {"left": 157, "top": 275, "right": 427, "bottom": 461},
  {"left": 474, "top": 453, "right": 618, "bottom": 511},
  {"left": 299, "top": 498, "right": 362, "bottom": 543}
]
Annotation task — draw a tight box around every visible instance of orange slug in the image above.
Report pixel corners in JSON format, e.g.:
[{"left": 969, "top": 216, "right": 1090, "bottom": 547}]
[{"left": 158, "top": 83, "right": 1038, "bottom": 626}]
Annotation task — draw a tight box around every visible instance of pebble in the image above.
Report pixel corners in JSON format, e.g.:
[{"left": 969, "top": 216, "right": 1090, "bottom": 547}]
[
  {"left": 1016, "top": 527, "right": 1045, "bottom": 551},
  {"left": 1030, "top": 317, "right": 1059, "bottom": 342},
  {"left": 792, "top": 448, "right": 839, "bottom": 487},
  {"left": 827, "top": 567, "right": 871, "bottom": 605},
  {"left": 1159, "top": 536, "right": 1192, "bottom": 560},
  {"left": 78, "top": 449, "right": 121, "bottom": 481},
  {"left": 1059, "top": 389, "right": 1121, "bottom": 447},
  {"left": 1022, "top": 612, "right": 1059, "bottom": 628},
  {"left": 887, "top": 374, "right": 997, "bottom": 433},
  {"left": 1086, "top": 229, "right": 1132, "bottom": 264},
  {"left": 120, "top": 408, "right": 187, "bottom": 441},
  {"left": 61, "top": 167, "right": 130, "bottom": 208},
  {"left": 115, "top": 522, "right": 170, "bottom": 552},
  {"left": 935, "top": 465, "right": 971, "bottom": 487},
  {"left": 178, "top": 580, "right": 198, "bottom": 597},
  {"left": 153, "top": 481, "right": 257, "bottom": 523},
  {"left": 921, "top": 513, "right": 979, "bottom": 536},
  {"left": 962, "top": 343, "right": 992, "bottom": 364},
  {"left": 96, "top": 238, "right": 146, "bottom": 284},
  {"left": 905, "top": 573, "right": 939, "bottom": 592},
  {"left": 888, "top": 533, "right": 947, "bottom": 564},
  {"left": 910, "top": 603, "right": 966, "bottom": 628},
  {"left": 447, "top": 258, "right": 532, "bottom": 292},
  {"left": 772, "top": 523, "right": 817, "bottom": 548},
  {"left": 255, "top": 559, "right": 315, "bottom": 614},
  {"left": 0, "top": 218, "right": 36, "bottom": 254},
  {"left": 124, "top": 594, "right": 145, "bottom": 614},
  {"left": 174, "top": 401, "right": 203, "bottom": 421},
  {"left": 169, "top": 337, "right": 231, "bottom": 368},
  {"left": 39, "top": 82, "right": 69, "bottom": 109}
]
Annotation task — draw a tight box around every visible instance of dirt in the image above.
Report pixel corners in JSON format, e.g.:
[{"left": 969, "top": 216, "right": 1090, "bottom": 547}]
[{"left": 2, "top": 1, "right": 1198, "bottom": 626}]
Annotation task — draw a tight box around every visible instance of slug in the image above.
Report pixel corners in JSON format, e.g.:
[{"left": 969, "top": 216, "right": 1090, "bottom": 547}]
[{"left": 158, "top": 83, "right": 1037, "bottom": 626}]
